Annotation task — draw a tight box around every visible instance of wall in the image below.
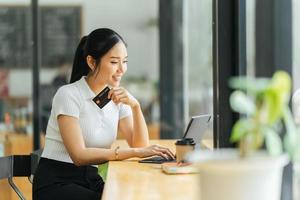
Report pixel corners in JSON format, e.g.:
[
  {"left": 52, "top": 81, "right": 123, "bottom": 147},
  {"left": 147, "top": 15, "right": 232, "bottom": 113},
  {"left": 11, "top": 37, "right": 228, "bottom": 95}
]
[
  {"left": 8, "top": 69, "right": 57, "bottom": 97},
  {"left": 0, "top": 0, "right": 158, "bottom": 97},
  {"left": 293, "top": 0, "right": 300, "bottom": 92}
]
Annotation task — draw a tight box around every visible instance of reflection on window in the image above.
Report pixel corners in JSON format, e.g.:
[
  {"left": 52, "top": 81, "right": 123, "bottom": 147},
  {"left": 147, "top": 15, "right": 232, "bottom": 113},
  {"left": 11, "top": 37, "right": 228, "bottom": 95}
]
[
  {"left": 186, "top": 0, "right": 213, "bottom": 117},
  {"left": 0, "top": 0, "right": 214, "bottom": 147}
]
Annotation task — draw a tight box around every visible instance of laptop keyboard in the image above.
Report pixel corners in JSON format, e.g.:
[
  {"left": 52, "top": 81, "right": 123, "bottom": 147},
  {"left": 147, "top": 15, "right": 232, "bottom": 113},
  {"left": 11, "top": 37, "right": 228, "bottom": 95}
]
[{"left": 139, "top": 156, "right": 176, "bottom": 164}]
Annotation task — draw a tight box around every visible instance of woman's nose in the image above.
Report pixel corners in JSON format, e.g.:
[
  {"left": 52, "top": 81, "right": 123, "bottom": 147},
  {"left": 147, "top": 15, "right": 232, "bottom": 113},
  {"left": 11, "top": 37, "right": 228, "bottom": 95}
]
[{"left": 117, "top": 63, "right": 125, "bottom": 73}]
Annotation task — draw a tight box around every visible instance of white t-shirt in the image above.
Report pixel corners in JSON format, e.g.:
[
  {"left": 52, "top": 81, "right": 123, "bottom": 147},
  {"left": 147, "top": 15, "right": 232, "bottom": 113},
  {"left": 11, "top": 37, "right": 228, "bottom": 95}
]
[{"left": 41, "top": 76, "right": 132, "bottom": 164}]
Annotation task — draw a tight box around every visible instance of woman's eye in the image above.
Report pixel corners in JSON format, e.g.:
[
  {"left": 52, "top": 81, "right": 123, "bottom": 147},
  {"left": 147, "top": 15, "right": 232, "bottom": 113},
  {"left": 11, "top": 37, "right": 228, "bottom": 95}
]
[
  {"left": 111, "top": 61, "right": 118, "bottom": 64},
  {"left": 123, "top": 60, "right": 128, "bottom": 64}
]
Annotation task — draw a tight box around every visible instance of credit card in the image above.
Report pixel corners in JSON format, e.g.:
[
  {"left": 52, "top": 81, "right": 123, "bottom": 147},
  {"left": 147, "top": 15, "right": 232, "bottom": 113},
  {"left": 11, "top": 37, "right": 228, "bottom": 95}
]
[{"left": 92, "top": 86, "right": 111, "bottom": 109}]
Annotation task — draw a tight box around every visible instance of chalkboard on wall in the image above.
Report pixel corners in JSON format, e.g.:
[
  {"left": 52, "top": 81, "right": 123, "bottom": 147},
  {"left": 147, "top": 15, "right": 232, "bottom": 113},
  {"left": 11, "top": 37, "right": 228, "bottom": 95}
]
[
  {"left": 0, "top": 6, "right": 81, "bottom": 68},
  {"left": 40, "top": 6, "right": 81, "bottom": 67},
  {"left": 0, "top": 7, "right": 31, "bottom": 68}
]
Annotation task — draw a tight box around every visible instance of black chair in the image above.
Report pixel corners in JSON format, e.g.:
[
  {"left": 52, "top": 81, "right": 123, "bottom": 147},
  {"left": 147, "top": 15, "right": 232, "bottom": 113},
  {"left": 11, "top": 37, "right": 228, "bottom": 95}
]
[
  {"left": 0, "top": 149, "right": 42, "bottom": 200},
  {"left": 29, "top": 149, "right": 43, "bottom": 183}
]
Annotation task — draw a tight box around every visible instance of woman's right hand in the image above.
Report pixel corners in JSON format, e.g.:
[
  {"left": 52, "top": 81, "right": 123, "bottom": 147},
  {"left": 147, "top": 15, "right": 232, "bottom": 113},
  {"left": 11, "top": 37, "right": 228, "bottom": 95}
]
[{"left": 135, "top": 144, "right": 175, "bottom": 160}]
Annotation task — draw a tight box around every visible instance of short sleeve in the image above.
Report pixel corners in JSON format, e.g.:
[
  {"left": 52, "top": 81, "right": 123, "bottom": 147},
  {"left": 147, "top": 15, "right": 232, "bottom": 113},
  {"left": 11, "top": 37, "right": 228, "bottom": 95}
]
[
  {"left": 119, "top": 103, "right": 132, "bottom": 120},
  {"left": 52, "top": 86, "right": 81, "bottom": 119}
]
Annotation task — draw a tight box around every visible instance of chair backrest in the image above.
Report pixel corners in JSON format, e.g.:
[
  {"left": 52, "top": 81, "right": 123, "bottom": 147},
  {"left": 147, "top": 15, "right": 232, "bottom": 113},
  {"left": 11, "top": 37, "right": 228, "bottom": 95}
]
[
  {"left": 0, "top": 149, "right": 43, "bottom": 200},
  {"left": 29, "top": 149, "right": 43, "bottom": 183},
  {"left": 0, "top": 156, "right": 13, "bottom": 180},
  {"left": 0, "top": 155, "right": 31, "bottom": 200}
]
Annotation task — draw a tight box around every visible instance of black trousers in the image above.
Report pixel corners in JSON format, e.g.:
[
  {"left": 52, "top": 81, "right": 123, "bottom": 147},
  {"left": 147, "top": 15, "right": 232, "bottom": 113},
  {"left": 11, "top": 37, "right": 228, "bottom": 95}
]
[{"left": 33, "top": 158, "right": 104, "bottom": 200}]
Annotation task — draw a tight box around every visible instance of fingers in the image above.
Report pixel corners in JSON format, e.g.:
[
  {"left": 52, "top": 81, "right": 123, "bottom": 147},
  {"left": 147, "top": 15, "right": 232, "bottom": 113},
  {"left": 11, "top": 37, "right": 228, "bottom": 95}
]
[
  {"left": 112, "top": 94, "right": 127, "bottom": 103},
  {"left": 108, "top": 87, "right": 137, "bottom": 107},
  {"left": 108, "top": 88, "right": 125, "bottom": 103},
  {"left": 163, "top": 147, "right": 175, "bottom": 159},
  {"left": 138, "top": 145, "right": 175, "bottom": 159},
  {"left": 108, "top": 87, "right": 124, "bottom": 99},
  {"left": 153, "top": 151, "right": 169, "bottom": 160},
  {"left": 152, "top": 145, "right": 175, "bottom": 159}
]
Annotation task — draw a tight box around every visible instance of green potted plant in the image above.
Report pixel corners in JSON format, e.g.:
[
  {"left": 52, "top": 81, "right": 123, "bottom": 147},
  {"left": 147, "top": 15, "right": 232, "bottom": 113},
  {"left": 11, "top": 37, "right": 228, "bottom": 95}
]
[
  {"left": 188, "top": 71, "right": 300, "bottom": 200},
  {"left": 229, "top": 70, "right": 299, "bottom": 159}
]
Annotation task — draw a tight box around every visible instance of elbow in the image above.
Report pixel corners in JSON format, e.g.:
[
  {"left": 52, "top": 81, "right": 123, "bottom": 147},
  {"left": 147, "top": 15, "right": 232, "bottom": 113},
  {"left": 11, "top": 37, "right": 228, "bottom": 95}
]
[
  {"left": 131, "top": 135, "right": 149, "bottom": 148},
  {"left": 138, "top": 138, "right": 150, "bottom": 147},
  {"left": 131, "top": 141, "right": 149, "bottom": 148},
  {"left": 70, "top": 153, "right": 85, "bottom": 166},
  {"left": 73, "top": 159, "right": 83, "bottom": 166}
]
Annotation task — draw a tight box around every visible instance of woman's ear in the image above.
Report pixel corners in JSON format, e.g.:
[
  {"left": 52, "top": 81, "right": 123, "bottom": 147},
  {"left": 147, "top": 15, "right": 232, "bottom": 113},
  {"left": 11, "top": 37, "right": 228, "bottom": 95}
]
[{"left": 86, "top": 55, "right": 96, "bottom": 72}]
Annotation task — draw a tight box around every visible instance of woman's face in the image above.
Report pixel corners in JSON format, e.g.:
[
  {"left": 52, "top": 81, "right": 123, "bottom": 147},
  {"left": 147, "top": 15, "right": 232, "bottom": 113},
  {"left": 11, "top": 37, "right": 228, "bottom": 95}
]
[{"left": 90, "top": 41, "right": 128, "bottom": 87}]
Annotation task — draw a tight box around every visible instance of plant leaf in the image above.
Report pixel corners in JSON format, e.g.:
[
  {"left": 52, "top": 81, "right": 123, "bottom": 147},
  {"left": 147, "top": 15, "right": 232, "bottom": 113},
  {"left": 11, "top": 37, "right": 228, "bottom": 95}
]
[
  {"left": 270, "top": 71, "right": 292, "bottom": 104},
  {"left": 229, "top": 77, "right": 270, "bottom": 95},
  {"left": 283, "top": 106, "right": 298, "bottom": 159},
  {"left": 230, "top": 118, "right": 255, "bottom": 142},
  {"left": 230, "top": 91, "right": 256, "bottom": 115},
  {"left": 262, "top": 71, "right": 292, "bottom": 125},
  {"left": 263, "top": 127, "right": 283, "bottom": 156},
  {"left": 292, "top": 148, "right": 300, "bottom": 162},
  {"left": 263, "top": 88, "right": 283, "bottom": 124}
]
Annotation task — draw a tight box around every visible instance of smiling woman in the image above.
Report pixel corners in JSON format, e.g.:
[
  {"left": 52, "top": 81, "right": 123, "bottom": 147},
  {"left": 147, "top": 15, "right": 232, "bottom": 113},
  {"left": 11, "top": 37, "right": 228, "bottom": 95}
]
[
  {"left": 32, "top": 28, "right": 174, "bottom": 200},
  {"left": 85, "top": 42, "right": 128, "bottom": 87}
]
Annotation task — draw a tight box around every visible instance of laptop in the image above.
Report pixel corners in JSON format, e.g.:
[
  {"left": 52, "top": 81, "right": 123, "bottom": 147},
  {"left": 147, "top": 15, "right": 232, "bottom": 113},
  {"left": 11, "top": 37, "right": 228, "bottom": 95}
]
[
  {"left": 139, "top": 114, "right": 213, "bottom": 164},
  {"left": 183, "top": 114, "right": 212, "bottom": 149}
]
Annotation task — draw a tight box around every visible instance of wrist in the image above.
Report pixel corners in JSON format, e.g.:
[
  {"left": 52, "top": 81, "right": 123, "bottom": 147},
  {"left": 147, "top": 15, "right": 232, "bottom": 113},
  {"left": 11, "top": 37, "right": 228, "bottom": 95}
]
[
  {"left": 130, "top": 101, "right": 140, "bottom": 109},
  {"left": 114, "top": 146, "right": 120, "bottom": 160},
  {"left": 132, "top": 148, "right": 142, "bottom": 158}
]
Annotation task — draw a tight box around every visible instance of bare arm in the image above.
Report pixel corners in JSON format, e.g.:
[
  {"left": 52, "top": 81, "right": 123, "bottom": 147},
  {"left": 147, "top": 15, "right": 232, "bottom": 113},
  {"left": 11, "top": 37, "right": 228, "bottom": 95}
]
[
  {"left": 109, "top": 87, "right": 149, "bottom": 147},
  {"left": 118, "top": 104, "right": 149, "bottom": 147},
  {"left": 58, "top": 115, "right": 140, "bottom": 166},
  {"left": 58, "top": 115, "right": 174, "bottom": 166}
]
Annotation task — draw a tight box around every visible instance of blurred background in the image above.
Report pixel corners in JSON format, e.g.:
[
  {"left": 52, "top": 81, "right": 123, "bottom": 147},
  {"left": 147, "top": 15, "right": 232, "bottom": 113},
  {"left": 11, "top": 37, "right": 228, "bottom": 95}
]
[
  {"left": 0, "top": 0, "right": 213, "bottom": 142},
  {"left": 0, "top": 2, "right": 213, "bottom": 196}
]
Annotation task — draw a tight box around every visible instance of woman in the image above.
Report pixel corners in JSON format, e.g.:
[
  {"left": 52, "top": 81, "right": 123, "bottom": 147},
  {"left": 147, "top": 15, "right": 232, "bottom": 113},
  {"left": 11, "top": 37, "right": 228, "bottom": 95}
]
[{"left": 33, "top": 28, "right": 174, "bottom": 200}]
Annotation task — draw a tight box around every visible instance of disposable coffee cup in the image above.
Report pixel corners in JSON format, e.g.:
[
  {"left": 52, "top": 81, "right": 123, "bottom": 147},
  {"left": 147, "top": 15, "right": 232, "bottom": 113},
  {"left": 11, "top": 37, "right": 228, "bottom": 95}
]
[{"left": 175, "top": 138, "right": 195, "bottom": 163}]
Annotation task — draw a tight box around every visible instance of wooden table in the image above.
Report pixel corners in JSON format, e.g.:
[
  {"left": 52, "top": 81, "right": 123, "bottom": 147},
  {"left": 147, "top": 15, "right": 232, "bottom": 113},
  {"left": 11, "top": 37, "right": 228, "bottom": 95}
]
[{"left": 101, "top": 140, "right": 209, "bottom": 200}]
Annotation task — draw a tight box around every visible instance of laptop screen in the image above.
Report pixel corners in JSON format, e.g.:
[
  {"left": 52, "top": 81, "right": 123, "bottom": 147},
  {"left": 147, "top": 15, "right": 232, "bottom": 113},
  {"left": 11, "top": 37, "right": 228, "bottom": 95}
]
[{"left": 182, "top": 114, "right": 212, "bottom": 145}]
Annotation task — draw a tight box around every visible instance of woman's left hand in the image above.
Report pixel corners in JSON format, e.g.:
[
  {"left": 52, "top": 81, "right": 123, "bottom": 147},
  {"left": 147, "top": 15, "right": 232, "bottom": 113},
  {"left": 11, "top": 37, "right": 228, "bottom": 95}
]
[{"left": 108, "top": 87, "right": 139, "bottom": 108}]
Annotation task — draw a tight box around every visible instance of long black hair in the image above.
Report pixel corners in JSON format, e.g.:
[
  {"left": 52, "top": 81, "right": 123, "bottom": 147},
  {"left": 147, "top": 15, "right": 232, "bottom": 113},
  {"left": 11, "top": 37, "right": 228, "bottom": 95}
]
[{"left": 70, "top": 28, "right": 126, "bottom": 83}]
